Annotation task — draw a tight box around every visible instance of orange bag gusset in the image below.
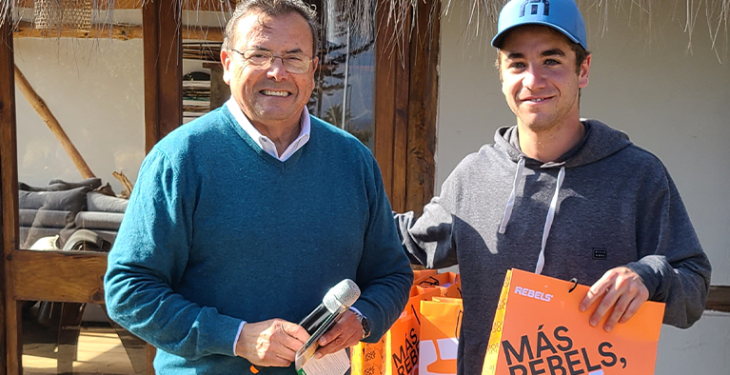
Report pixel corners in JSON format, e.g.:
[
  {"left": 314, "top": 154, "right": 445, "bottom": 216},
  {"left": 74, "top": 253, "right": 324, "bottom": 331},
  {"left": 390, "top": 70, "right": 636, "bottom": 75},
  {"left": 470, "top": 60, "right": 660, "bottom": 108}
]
[{"left": 482, "top": 269, "right": 665, "bottom": 375}]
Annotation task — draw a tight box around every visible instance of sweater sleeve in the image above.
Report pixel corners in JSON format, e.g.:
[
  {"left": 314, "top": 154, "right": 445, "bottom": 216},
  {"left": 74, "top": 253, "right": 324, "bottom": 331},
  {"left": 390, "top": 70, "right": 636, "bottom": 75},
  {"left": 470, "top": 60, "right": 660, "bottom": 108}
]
[
  {"left": 626, "top": 167, "right": 711, "bottom": 328},
  {"left": 395, "top": 199, "right": 459, "bottom": 269},
  {"left": 393, "top": 165, "right": 461, "bottom": 270},
  {"left": 104, "top": 150, "right": 243, "bottom": 359},
  {"left": 352, "top": 158, "right": 414, "bottom": 343}
]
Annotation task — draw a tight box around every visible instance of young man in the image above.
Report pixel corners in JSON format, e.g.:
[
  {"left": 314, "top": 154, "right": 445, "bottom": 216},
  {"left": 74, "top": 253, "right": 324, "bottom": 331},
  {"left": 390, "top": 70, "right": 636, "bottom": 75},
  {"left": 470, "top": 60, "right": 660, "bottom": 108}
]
[
  {"left": 104, "top": 1, "right": 413, "bottom": 374},
  {"left": 395, "top": 1, "right": 711, "bottom": 374}
]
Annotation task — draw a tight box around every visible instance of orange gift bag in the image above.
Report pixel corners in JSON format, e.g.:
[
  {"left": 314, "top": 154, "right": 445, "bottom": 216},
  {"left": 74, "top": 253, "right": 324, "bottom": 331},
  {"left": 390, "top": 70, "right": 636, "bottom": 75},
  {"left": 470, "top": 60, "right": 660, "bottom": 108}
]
[
  {"left": 384, "top": 313, "right": 419, "bottom": 375},
  {"left": 482, "top": 269, "right": 665, "bottom": 375},
  {"left": 382, "top": 286, "right": 444, "bottom": 375},
  {"left": 419, "top": 298, "right": 463, "bottom": 375},
  {"left": 413, "top": 269, "right": 439, "bottom": 281},
  {"left": 414, "top": 272, "right": 462, "bottom": 298},
  {"left": 353, "top": 275, "right": 447, "bottom": 375},
  {"left": 354, "top": 272, "right": 465, "bottom": 375},
  {"left": 351, "top": 337, "right": 385, "bottom": 375}
]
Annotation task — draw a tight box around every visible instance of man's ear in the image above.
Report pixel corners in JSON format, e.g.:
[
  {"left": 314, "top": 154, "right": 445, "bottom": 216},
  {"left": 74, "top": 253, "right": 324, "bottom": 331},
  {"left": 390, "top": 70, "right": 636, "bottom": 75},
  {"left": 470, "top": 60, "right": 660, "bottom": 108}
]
[
  {"left": 221, "top": 49, "right": 233, "bottom": 85},
  {"left": 312, "top": 56, "right": 319, "bottom": 73},
  {"left": 308, "top": 56, "right": 319, "bottom": 84},
  {"left": 495, "top": 52, "right": 504, "bottom": 82},
  {"left": 578, "top": 54, "right": 591, "bottom": 89}
]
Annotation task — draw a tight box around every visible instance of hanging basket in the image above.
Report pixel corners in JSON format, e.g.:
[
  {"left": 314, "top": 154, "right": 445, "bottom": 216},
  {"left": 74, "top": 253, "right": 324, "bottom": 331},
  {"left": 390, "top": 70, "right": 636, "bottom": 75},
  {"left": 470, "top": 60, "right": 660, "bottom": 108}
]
[{"left": 34, "top": 0, "right": 92, "bottom": 32}]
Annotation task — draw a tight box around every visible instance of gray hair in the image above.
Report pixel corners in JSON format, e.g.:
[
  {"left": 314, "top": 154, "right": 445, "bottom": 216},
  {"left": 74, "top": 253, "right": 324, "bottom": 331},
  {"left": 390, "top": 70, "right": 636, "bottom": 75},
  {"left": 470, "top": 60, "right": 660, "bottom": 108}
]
[{"left": 222, "top": 0, "right": 320, "bottom": 57}]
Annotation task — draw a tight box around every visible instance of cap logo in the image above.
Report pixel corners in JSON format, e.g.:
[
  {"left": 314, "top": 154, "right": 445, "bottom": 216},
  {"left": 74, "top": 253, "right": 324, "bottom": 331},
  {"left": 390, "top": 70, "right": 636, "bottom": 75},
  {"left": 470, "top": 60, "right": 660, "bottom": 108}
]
[{"left": 520, "top": 0, "right": 550, "bottom": 17}]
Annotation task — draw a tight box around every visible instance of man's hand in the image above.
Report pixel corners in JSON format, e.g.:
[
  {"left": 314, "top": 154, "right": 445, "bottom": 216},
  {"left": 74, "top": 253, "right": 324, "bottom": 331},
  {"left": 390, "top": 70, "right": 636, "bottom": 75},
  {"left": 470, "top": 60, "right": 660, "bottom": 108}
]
[
  {"left": 579, "top": 266, "right": 649, "bottom": 332},
  {"left": 235, "top": 319, "right": 309, "bottom": 367},
  {"left": 313, "top": 310, "right": 363, "bottom": 359}
]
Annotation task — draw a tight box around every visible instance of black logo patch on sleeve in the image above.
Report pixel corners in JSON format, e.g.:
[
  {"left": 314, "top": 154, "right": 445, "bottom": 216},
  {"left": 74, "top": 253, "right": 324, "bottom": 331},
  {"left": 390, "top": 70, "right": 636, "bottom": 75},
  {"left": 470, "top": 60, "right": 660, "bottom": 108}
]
[{"left": 592, "top": 248, "right": 608, "bottom": 260}]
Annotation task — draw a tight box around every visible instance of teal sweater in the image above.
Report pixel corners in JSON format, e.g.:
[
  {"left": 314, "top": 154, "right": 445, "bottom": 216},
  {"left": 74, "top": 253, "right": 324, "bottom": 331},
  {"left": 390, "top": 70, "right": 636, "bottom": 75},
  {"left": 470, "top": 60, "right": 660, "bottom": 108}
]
[{"left": 104, "top": 107, "right": 413, "bottom": 374}]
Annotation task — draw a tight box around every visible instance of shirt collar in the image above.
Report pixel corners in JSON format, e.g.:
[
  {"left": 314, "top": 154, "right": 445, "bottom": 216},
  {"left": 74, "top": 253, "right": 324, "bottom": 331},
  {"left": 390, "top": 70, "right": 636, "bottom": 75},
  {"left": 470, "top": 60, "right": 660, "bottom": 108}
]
[{"left": 225, "top": 97, "right": 311, "bottom": 161}]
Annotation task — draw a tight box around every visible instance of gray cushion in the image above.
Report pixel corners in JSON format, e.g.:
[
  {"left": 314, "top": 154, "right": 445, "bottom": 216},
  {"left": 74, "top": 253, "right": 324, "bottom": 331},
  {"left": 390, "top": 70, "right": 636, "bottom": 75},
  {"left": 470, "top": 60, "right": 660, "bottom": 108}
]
[
  {"left": 18, "top": 187, "right": 89, "bottom": 211},
  {"left": 19, "top": 209, "right": 72, "bottom": 227},
  {"left": 18, "top": 187, "right": 89, "bottom": 249},
  {"left": 75, "top": 211, "right": 124, "bottom": 230},
  {"left": 86, "top": 191, "right": 128, "bottom": 213},
  {"left": 20, "top": 178, "right": 102, "bottom": 192}
]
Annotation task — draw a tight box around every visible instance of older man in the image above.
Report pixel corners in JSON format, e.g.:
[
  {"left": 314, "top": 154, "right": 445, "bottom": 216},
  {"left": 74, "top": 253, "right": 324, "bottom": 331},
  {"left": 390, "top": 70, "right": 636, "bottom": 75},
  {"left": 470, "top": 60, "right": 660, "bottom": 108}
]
[
  {"left": 105, "top": 1, "right": 413, "bottom": 374},
  {"left": 395, "top": 0, "right": 711, "bottom": 374}
]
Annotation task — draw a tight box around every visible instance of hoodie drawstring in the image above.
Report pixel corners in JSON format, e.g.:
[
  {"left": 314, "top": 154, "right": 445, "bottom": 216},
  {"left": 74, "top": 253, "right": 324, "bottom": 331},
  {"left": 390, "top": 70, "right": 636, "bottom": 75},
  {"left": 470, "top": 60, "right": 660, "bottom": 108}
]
[
  {"left": 498, "top": 158, "right": 525, "bottom": 234},
  {"left": 535, "top": 166, "right": 565, "bottom": 275},
  {"left": 498, "top": 161, "right": 565, "bottom": 275}
]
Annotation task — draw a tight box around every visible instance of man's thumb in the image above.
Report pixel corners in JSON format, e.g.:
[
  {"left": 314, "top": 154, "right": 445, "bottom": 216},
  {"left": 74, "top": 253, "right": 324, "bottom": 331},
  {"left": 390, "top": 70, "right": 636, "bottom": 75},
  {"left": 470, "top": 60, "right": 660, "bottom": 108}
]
[{"left": 281, "top": 321, "right": 309, "bottom": 342}]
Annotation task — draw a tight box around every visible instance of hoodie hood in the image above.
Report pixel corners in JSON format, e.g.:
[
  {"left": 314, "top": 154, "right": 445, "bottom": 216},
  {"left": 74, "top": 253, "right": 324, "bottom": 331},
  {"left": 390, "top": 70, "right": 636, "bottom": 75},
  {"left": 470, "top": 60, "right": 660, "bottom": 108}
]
[
  {"left": 494, "top": 119, "right": 633, "bottom": 168},
  {"left": 493, "top": 119, "right": 634, "bottom": 274}
]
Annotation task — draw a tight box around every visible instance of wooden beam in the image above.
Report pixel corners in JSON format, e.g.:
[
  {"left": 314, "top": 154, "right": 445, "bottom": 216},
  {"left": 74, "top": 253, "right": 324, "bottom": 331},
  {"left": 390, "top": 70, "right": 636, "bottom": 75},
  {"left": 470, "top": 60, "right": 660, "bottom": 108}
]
[
  {"left": 373, "top": 0, "right": 396, "bottom": 203},
  {"left": 9, "top": 250, "right": 107, "bottom": 303},
  {"left": 0, "top": 18, "right": 9, "bottom": 375},
  {"left": 373, "top": 0, "right": 437, "bottom": 215},
  {"left": 404, "top": 0, "right": 438, "bottom": 216},
  {"left": 12, "top": 20, "right": 224, "bottom": 41},
  {"left": 13, "top": 20, "right": 143, "bottom": 40},
  {"left": 203, "top": 62, "right": 228, "bottom": 110},
  {"left": 16, "top": 0, "right": 239, "bottom": 12},
  {"left": 374, "top": 0, "right": 410, "bottom": 212},
  {"left": 141, "top": 8, "right": 183, "bottom": 368},
  {"left": 143, "top": 0, "right": 183, "bottom": 151},
  {"left": 0, "top": 9, "right": 22, "bottom": 374},
  {"left": 392, "top": 9, "right": 411, "bottom": 214},
  {"left": 707, "top": 285, "right": 730, "bottom": 313}
]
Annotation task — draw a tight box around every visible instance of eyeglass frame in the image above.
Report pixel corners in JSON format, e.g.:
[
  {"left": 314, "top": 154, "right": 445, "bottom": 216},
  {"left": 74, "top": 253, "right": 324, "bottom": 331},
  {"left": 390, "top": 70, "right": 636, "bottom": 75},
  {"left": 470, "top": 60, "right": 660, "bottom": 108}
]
[{"left": 229, "top": 48, "right": 317, "bottom": 74}]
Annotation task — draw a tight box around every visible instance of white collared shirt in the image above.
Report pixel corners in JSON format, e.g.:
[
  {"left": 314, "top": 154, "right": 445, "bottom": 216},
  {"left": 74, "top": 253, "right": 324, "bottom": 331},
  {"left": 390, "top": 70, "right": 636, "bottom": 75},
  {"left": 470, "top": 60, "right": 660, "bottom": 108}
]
[{"left": 225, "top": 97, "right": 310, "bottom": 161}]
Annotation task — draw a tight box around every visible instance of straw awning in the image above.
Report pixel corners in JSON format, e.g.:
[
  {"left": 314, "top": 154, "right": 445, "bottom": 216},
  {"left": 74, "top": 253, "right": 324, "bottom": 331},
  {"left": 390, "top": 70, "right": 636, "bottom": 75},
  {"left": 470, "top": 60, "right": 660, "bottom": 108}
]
[{"left": 1, "top": 0, "right": 728, "bottom": 48}]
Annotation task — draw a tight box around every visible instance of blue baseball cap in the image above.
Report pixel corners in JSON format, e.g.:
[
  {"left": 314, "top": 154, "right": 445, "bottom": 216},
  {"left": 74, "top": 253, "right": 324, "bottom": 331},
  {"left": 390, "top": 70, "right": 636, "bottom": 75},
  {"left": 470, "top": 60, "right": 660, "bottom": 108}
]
[{"left": 491, "top": 0, "right": 587, "bottom": 50}]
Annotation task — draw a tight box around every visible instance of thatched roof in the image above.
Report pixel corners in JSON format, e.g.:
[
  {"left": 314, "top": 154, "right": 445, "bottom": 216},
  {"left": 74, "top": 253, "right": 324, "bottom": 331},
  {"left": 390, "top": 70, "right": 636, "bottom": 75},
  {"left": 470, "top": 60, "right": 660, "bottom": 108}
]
[{"left": 2, "top": 0, "right": 729, "bottom": 52}]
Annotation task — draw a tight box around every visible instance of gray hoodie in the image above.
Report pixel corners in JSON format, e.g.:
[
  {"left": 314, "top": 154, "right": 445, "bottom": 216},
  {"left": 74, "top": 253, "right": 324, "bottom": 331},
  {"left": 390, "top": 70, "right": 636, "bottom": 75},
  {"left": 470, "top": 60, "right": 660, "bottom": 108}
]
[{"left": 395, "top": 119, "right": 711, "bottom": 375}]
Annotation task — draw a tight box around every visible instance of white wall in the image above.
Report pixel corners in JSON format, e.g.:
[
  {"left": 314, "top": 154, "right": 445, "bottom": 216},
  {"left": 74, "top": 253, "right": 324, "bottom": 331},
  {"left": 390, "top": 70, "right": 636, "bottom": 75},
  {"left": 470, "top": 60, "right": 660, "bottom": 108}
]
[
  {"left": 438, "top": 2, "right": 729, "bottom": 374},
  {"left": 14, "top": 38, "right": 146, "bottom": 194}
]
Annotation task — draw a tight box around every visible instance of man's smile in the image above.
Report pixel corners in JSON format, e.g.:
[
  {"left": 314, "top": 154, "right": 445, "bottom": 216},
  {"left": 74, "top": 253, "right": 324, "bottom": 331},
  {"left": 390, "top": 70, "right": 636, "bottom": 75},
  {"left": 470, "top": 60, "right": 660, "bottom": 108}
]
[
  {"left": 260, "top": 89, "right": 291, "bottom": 97},
  {"left": 520, "top": 95, "right": 554, "bottom": 104}
]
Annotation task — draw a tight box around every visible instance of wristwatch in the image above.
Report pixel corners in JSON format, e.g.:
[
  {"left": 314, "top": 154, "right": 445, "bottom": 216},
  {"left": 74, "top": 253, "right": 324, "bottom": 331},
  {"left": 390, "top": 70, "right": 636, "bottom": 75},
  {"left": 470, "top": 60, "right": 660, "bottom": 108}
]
[{"left": 351, "top": 309, "right": 371, "bottom": 339}]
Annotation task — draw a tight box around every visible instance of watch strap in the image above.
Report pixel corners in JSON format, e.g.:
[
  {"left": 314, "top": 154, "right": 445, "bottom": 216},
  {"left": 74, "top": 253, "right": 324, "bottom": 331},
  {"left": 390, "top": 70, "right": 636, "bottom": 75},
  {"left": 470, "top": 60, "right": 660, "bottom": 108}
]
[{"left": 350, "top": 308, "right": 371, "bottom": 339}]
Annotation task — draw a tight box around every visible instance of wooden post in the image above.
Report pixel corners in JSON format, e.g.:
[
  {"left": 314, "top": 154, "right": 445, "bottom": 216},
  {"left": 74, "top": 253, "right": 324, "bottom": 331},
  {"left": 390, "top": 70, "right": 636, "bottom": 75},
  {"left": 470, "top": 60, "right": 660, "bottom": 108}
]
[
  {"left": 0, "top": 15, "right": 10, "bottom": 375},
  {"left": 374, "top": 0, "right": 411, "bottom": 212},
  {"left": 373, "top": 0, "right": 437, "bottom": 216},
  {"left": 405, "top": 0, "right": 438, "bottom": 216},
  {"left": 142, "top": 0, "right": 183, "bottom": 371},
  {"left": 14, "top": 64, "right": 96, "bottom": 179},
  {"left": 143, "top": 0, "right": 183, "bottom": 152},
  {"left": 1, "top": 9, "right": 21, "bottom": 375}
]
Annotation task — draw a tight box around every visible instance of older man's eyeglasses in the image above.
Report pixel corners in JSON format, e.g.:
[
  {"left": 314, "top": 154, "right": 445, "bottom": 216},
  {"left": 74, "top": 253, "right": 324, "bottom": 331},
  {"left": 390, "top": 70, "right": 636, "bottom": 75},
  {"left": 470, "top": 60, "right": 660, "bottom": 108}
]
[{"left": 231, "top": 49, "right": 314, "bottom": 74}]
